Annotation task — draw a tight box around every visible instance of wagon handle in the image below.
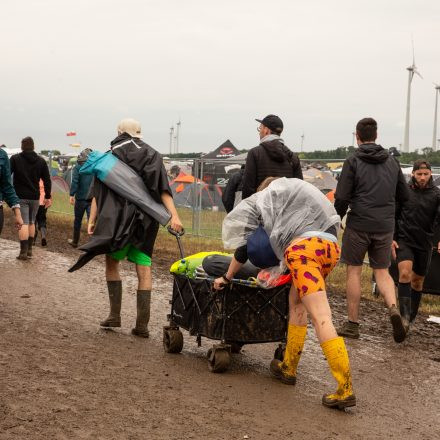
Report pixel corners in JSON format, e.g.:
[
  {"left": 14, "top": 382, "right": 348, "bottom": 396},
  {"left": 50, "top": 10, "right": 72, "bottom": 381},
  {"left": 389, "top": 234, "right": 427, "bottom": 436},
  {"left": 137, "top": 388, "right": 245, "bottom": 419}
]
[
  {"left": 167, "top": 226, "right": 185, "bottom": 237},
  {"left": 168, "top": 226, "right": 185, "bottom": 259}
]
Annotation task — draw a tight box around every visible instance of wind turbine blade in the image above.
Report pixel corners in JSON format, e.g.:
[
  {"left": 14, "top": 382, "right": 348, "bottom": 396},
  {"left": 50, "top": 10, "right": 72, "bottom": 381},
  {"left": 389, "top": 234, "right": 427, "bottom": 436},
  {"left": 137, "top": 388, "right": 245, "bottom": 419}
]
[{"left": 414, "top": 69, "right": 423, "bottom": 79}]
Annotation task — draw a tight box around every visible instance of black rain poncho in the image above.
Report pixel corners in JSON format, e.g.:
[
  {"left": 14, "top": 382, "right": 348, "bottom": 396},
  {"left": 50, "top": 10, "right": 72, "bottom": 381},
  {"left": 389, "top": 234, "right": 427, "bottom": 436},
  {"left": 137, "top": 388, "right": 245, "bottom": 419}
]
[{"left": 69, "top": 133, "right": 171, "bottom": 272}]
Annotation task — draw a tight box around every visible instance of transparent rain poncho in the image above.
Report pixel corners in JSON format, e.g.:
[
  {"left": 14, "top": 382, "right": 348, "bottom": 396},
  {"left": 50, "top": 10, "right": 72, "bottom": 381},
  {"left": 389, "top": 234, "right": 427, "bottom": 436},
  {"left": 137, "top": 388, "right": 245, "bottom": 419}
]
[{"left": 222, "top": 177, "right": 341, "bottom": 260}]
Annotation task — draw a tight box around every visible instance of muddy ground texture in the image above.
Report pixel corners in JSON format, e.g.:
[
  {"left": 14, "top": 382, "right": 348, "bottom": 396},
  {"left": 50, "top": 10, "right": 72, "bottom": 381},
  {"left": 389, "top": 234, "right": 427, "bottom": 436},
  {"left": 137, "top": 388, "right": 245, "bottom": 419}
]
[{"left": 1, "top": 219, "right": 439, "bottom": 440}]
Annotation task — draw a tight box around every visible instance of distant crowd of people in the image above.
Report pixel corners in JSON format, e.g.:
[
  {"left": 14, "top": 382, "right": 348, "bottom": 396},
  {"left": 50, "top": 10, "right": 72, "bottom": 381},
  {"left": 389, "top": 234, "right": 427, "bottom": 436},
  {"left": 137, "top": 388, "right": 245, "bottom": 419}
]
[{"left": 1, "top": 114, "right": 439, "bottom": 412}]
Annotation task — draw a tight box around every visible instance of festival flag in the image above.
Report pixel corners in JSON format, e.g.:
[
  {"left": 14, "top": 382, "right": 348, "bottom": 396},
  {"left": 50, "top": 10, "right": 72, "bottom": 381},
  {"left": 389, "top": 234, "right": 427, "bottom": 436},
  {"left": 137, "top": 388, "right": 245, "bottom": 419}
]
[{"left": 66, "top": 131, "right": 76, "bottom": 136}]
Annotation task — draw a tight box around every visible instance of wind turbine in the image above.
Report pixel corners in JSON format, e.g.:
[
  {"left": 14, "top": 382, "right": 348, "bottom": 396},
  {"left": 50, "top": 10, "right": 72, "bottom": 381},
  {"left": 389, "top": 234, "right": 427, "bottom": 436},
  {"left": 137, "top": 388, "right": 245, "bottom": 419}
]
[
  {"left": 402, "top": 42, "right": 423, "bottom": 153},
  {"left": 169, "top": 126, "right": 174, "bottom": 156},
  {"left": 300, "top": 132, "right": 305, "bottom": 153},
  {"left": 432, "top": 83, "right": 440, "bottom": 151}
]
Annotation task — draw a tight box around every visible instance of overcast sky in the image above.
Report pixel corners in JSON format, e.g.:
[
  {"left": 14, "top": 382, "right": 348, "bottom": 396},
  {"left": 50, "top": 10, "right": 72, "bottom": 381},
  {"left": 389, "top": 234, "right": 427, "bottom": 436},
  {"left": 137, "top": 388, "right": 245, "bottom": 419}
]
[{"left": 1, "top": 0, "right": 439, "bottom": 154}]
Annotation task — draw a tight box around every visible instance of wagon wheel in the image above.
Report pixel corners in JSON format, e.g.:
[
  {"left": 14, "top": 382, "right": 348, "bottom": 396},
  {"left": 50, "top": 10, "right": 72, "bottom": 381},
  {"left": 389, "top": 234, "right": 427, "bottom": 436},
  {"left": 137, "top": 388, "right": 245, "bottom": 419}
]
[
  {"left": 163, "top": 328, "right": 184, "bottom": 353},
  {"left": 207, "top": 348, "right": 231, "bottom": 373},
  {"left": 274, "top": 344, "right": 286, "bottom": 362}
]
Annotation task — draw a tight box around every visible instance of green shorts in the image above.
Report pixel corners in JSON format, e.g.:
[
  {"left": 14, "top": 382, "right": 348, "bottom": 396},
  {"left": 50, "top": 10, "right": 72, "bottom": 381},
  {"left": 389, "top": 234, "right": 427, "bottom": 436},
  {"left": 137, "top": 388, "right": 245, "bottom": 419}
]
[{"left": 109, "top": 244, "right": 152, "bottom": 267}]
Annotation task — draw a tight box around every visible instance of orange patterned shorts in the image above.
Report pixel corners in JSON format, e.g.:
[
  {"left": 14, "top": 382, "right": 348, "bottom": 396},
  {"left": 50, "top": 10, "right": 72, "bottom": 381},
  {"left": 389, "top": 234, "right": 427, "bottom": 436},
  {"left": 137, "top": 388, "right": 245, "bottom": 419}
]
[{"left": 284, "top": 236, "right": 340, "bottom": 298}]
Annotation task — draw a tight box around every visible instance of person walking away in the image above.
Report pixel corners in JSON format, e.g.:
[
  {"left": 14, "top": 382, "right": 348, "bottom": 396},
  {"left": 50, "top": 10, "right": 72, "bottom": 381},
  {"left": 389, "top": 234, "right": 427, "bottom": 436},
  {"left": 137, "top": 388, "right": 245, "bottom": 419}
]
[
  {"left": 241, "top": 114, "right": 303, "bottom": 199},
  {"left": 392, "top": 160, "right": 440, "bottom": 324},
  {"left": 0, "top": 145, "right": 23, "bottom": 235},
  {"left": 215, "top": 177, "right": 355, "bottom": 409},
  {"left": 68, "top": 148, "right": 93, "bottom": 247},
  {"left": 87, "top": 119, "right": 183, "bottom": 338},
  {"left": 334, "top": 118, "right": 409, "bottom": 342},
  {"left": 34, "top": 179, "right": 52, "bottom": 246},
  {"left": 10, "top": 137, "right": 51, "bottom": 260},
  {"left": 222, "top": 165, "right": 245, "bottom": 213}
]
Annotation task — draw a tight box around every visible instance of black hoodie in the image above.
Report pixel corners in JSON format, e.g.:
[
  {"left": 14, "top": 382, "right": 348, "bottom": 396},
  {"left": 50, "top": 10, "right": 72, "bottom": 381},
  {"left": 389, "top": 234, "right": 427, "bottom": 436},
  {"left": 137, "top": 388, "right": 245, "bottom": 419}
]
[
  {"left": 335, "top": 143, "right": 409, "bottom": 233},
  {"left": 395, "top": 179, "right": 440, "bottom": 251},
  {"left": 10, "top": 151, "right": 51, "bottom": 200},
  {"left": 242, "top": 138, "right": 303, "bottom": 199}
]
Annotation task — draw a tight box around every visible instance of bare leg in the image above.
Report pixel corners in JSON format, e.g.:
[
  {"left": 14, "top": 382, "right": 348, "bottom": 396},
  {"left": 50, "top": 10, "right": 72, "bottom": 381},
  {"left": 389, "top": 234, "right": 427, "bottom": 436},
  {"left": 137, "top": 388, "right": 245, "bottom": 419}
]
[
  {"left": 18, "top": 224, "right": 29, "bottom": 241},
  {"left": 301, "top": 291, "right": 338, "bottom": 344},
  {"left": 289, "top": 284, "right": 307, "bottom": 326},
  {"left": 374, "top": 268, "right": 397, "bottom": 308},
  {"left": 105, "top": 255, "right": 121, "bottom": 281},
  {"left": 346, "top": 265, "right": 362, "bottom": 322},
  {"left": 135, "top": 265, "right": 152, "bottom": 291}
]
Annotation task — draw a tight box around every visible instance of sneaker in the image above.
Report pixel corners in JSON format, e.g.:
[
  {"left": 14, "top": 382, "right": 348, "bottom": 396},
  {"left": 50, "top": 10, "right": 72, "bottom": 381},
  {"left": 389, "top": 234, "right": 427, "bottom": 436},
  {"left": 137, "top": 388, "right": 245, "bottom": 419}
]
[
  {"left": 389, "top": 306, "right": 407, "bottom": 343},
  {"left": 336, "top": 321, "right": 360, "bottom": 339},
  {"left": 41, "top": 238, "right": 47, "bottom": 247}
]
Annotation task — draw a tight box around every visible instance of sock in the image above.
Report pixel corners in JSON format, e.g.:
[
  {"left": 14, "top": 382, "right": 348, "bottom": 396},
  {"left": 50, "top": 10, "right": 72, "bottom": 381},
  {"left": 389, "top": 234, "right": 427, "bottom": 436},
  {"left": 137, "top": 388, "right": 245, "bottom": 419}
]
[{"left": 398, "top": 282, "right": 411, "bottom": 299}]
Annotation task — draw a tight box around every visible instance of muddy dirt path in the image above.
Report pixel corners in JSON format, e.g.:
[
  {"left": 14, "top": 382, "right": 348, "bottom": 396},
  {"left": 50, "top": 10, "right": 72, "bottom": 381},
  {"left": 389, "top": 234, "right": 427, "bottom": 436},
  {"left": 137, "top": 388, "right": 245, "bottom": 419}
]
[{"left": 1, "top": 238, "right": 439, "bottom": 440}]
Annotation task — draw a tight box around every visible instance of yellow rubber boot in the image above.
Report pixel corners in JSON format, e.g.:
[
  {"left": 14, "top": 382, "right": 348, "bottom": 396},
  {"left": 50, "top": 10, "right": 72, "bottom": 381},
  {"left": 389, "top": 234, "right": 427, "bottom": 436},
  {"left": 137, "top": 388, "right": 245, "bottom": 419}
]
[
  {"left": 270, "top": 324, "right": 307, "bottom": 385},
  {"left": 321, "top": 336, "right": 356, "bottom": 409}
]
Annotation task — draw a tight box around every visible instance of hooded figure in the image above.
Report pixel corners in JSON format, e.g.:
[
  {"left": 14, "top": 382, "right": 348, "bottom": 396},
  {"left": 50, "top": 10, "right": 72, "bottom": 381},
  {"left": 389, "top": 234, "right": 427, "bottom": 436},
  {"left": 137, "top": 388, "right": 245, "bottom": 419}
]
[
  {"left": 10, "top": 137, "right": 51, "bottom": 259},
  {"left": 67, "top": 148, "right": 94, "bottom": 248},
  {"left": 242, "top": 114, "right": 303, "bottom": 199}
]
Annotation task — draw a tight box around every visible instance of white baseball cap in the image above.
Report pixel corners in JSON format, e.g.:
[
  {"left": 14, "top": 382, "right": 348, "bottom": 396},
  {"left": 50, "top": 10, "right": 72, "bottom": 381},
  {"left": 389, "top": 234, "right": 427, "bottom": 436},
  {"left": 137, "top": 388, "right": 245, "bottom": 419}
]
[{"left": 117, "top": 118, "right": 142, "bottom": 138}]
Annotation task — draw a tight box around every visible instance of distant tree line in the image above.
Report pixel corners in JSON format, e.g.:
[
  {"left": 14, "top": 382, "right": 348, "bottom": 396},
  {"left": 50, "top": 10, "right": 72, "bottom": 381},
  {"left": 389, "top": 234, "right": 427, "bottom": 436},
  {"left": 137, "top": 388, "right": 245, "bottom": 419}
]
[
  {"left": 166, "top": 146, "right": 440, "bottom": 166},
  {"left": 299, "top": 146, "right": 440, "bottom": 166}
]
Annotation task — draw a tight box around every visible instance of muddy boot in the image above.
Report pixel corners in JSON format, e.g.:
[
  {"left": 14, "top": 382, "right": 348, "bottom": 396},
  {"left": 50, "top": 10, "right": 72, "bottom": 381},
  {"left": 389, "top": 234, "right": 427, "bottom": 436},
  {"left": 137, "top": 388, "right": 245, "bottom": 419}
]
[
  {"left": 27, "top": 237, "right": 34, "bottom": 258},
  {"left": 321, "top": 336, "right": 356, "bottom": 410},
  {"left": 16, "top": 240, "right": 29, "bottom": 260},
  {"left": 41, "top": 227, "right": 47, "bottom": 247},
  {"left": 68, "top": 229, "right": 80, "bottom": 248},
  {"left": 100, "top": 281, "right": 122, "bottom": 327},
  {"left": 410, "top": 290, "right": 422, "bottom": 323},
  {"left": 131, "top": 290, "right": 151, "bottom": 338},
  {"left": 389, "top": 305, "right": 407, "bottom": 343},
  {"left": 336, "top": 321, "right": 360, "bottom": 339},
  {"left": 270, "top": 324, "right": 307, "bottom": 385},
  {"left": 398, "top": 282, "right": 411, "bottom": 324}
]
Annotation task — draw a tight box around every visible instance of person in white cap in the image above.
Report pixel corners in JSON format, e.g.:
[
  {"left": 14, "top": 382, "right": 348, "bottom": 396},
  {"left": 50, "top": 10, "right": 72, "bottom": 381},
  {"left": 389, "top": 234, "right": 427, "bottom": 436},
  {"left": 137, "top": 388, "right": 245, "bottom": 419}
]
[{"left": 88, "top": 118, "right": 183, "bottom": 338}]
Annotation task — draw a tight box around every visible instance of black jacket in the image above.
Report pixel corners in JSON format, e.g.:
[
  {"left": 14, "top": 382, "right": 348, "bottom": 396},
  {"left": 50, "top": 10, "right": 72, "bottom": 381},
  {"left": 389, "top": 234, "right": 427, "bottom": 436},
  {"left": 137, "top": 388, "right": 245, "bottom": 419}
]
[
  {"left": 242, "top": 138, "right": 303, "bottom": 199},
  {"left": 395, "top": 179, "right": 440, "bottom": 251},
  {"left": 10, "top": 151, "right": 51, "bottom": 200},
  {"left": 222, "top": 167, "right": 244, "bottom": 213},
  {"left": 334, "top": 143, "right": 409, "bottom": 233}
]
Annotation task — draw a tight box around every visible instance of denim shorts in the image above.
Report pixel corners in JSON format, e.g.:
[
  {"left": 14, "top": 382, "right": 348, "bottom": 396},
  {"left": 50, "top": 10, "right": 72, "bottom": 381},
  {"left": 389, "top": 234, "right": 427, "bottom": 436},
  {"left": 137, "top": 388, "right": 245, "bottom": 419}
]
[{"left": 20, "top": 199, "right": 40, "bottom": 225}]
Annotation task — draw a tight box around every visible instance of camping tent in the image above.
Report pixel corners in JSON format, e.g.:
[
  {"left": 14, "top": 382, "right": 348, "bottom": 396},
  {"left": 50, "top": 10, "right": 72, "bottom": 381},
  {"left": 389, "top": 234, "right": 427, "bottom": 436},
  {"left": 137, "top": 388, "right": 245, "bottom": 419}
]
[{"left": 172, "top": 181, "right": 224, "bottom": 211}]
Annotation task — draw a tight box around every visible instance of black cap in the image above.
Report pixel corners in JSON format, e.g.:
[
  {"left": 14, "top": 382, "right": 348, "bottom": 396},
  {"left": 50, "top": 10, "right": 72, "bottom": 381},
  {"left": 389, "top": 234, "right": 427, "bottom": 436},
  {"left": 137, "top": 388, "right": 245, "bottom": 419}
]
[
  {"left": 413, "top": 159, "right": 431, "bottom": 171},
  {"left": 255, "top": 114, "right": 283, "bottom": 134}
]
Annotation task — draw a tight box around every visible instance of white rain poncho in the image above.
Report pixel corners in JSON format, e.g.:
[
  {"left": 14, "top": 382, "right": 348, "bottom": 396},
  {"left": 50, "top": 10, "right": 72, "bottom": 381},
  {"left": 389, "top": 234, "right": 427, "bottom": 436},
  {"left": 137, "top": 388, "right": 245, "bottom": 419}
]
[{"left": 222, "top": 177, "right": 340, "bottom": 259}]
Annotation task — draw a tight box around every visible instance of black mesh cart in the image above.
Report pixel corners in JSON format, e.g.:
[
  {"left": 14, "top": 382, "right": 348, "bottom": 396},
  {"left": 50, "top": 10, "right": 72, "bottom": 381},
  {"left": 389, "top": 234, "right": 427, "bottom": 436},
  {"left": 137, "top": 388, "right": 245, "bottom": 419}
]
[{"left": 163, "top": 229, "right": 289, "bottom": 373}]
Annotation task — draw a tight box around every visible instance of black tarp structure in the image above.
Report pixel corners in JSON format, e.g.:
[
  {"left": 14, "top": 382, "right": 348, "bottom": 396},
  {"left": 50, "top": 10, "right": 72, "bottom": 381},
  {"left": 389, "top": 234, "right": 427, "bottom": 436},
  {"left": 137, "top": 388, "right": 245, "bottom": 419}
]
[{"left": 195, "top": 140, "right": 242, "bottom": 190}]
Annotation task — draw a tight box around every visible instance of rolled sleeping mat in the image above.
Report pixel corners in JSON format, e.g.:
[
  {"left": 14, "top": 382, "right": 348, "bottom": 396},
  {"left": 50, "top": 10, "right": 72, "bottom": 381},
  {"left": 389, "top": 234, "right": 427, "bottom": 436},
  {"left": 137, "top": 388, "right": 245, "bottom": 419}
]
[
  {"left": 80, "top": 151, "right": 171, "bottom": 226},
  {"left": 202, "top": 254, "right": 260, "bottom": 280}
]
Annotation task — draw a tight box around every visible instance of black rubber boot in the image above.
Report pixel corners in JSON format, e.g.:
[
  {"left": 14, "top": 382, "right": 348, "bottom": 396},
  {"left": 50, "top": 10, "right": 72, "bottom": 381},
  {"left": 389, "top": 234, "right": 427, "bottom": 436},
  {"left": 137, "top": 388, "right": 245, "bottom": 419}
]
[
  {"left": 398, "top": 282, "right": 411, "bottom": 323},
  {"left": 100, "top": 281, "right": 122, "bottom": 327},
  {"left": 27, "top": 237, "right": 34, "bottom": 258},
  {"left": 389, "top": 305, "right": 407, "bottom": 343},
  {"left": 34, "top": 228, "right": 38, "bottom": 245},
  {"left": 131, "top": 290, "right": 151, "bottom": 338},
  {"left": 410, "top": 290, "right": 422, "bottom": 323},
  {"left": 17, "top": 240, "right": 29, "bottom": 260},
  {"left": 68, "top": 229, "right": 80, "bottom": 248},
  {"left": 41, "top": 227, "right": 47, "bottom": 247}
]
